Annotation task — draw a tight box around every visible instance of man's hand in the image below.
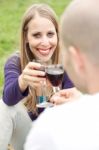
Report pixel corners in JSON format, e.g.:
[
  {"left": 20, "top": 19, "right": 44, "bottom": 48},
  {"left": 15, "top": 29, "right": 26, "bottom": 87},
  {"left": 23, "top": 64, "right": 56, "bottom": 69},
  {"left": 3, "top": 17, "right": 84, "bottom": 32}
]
[{"left": 50, "top": 88, "right": 82, "bottom": 105}]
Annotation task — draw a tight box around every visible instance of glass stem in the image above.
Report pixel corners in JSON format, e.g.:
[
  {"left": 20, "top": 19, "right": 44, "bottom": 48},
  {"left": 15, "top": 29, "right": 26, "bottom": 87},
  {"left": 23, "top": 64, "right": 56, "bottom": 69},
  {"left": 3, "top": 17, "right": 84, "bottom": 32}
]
[
  {"left": 53, "top": 86, "right": 60, "bottom": 94},
  {"left": 41, "top": 80, "right": 47, "bottom": 102}
]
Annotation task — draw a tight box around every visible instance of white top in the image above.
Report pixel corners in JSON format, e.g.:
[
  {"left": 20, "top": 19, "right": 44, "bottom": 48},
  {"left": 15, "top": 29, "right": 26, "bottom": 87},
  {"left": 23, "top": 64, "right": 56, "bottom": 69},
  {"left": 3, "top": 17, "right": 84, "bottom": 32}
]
[{"left": 24, "top": 93, "right": 99, "bottom": 150}]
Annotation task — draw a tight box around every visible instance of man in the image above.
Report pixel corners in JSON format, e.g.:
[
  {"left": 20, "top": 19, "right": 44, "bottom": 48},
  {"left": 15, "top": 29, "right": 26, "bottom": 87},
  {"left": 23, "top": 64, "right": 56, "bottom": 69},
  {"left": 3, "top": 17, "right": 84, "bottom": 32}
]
[{"left": 24, "top": 0, "right": 99, "bottom": 149}]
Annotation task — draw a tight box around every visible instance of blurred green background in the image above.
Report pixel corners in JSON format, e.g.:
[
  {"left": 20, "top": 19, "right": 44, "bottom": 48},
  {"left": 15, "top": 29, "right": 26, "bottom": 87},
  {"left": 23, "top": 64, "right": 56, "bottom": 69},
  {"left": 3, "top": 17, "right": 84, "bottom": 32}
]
[{"left": 0, "top": 0, "right": 71, "bottom": 96}]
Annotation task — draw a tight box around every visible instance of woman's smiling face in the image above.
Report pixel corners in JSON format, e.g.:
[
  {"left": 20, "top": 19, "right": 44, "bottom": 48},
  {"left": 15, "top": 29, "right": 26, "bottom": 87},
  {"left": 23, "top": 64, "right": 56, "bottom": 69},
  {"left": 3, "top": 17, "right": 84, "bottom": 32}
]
[{"left": 26, "top": 14, "right": 58, "bottom": 62}]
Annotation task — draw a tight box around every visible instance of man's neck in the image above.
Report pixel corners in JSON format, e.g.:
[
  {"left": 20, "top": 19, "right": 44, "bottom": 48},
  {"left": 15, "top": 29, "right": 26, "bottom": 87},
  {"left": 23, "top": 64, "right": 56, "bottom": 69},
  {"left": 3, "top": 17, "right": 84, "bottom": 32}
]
[{"left": 87, "top": 71, "right": 99, "bottom": 94}]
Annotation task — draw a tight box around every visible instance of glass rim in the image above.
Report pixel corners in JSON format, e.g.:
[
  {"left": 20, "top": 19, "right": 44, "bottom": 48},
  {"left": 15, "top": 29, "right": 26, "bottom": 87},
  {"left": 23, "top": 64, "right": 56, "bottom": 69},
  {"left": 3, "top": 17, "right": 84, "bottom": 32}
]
[{"left": 46, "top": 64, "right": 63, "bottom": 68}]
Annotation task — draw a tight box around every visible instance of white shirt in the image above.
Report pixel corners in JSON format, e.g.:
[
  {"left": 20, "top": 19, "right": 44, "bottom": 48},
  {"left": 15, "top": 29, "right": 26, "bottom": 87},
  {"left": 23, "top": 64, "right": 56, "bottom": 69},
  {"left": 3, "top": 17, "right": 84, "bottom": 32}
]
[{"left": 24, "top": 93, "right": 99, "bottom": 150}]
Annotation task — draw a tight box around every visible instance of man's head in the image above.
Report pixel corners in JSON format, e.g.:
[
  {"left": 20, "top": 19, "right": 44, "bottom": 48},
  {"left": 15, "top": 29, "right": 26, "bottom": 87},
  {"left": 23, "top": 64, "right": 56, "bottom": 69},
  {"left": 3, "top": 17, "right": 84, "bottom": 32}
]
[{"left": 61, "top": 0, "right": 99, "bottom": 93}]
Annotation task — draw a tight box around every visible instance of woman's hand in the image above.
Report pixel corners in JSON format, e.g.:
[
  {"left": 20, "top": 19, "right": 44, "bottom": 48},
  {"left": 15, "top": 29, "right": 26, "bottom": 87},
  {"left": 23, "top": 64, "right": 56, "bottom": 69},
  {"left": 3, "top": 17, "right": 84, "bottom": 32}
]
[
  {"left": 50, "top": 88, "right": 82, "bottom": 105},
  {"left": 18, "top": 62, "right": 46, "bottom": 92}
]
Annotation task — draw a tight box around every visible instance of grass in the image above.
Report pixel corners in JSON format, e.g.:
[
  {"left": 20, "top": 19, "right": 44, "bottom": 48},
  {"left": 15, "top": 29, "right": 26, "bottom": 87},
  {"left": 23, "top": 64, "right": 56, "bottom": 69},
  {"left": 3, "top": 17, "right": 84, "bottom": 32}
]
[{"left": 0, "top": 0, "right": 71, "bottom": 96}]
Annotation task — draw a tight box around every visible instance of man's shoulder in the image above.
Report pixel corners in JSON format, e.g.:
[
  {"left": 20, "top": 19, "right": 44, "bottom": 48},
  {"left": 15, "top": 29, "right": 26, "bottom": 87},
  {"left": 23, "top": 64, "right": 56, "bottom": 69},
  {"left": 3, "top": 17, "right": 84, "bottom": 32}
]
[
  {"left": 37, "top": 93, "right": 99, "bottom": 123},
  {"left": 26, "top": 93, "right": 99, "bottom": 150}
]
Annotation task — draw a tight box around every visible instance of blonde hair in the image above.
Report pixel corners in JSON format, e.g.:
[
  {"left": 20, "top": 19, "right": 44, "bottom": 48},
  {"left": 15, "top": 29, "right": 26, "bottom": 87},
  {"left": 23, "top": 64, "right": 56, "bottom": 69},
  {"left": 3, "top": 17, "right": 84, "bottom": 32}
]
[{"left": 20, "top": 3, "right": 59, "bottom": 114}]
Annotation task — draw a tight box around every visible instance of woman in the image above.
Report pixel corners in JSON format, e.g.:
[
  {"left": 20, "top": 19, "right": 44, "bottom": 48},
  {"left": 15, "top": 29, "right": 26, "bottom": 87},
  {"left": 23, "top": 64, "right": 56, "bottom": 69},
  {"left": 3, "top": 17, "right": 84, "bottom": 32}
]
[{"left": 0, "top": 3, "right": 74, "bottom": 150}]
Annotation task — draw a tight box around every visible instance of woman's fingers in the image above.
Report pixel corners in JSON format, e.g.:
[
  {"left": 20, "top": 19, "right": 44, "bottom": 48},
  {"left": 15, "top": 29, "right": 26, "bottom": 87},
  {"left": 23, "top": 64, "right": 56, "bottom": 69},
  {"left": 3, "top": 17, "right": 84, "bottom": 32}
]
[
  {"left": 27, "top": 62, "right": 41, "bottom": 69},
  {"left": 19, "top": 61, "right": 46, "bottom": 91},
  {"left": 22, "top": 73, "right": 45, "bottom": 82},
  {"left": 23, "top": 64, "right": 46, "bottom": 81},
  {"left": 23, "top": 74, "right": 46, "bottom": 87},
  {"left": 23, "top": 68, "right": 45, "bottom": 77},
  {"left": 23, "top": 61, "right": 45, "bottom": 80}
]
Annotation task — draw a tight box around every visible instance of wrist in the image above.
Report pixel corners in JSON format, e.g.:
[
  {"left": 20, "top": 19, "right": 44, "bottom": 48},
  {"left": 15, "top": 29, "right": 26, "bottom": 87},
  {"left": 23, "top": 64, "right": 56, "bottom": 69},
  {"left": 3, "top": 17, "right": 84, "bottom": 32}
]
[{"left": 18, "top": 74, "right": 28, "bottom": 92}]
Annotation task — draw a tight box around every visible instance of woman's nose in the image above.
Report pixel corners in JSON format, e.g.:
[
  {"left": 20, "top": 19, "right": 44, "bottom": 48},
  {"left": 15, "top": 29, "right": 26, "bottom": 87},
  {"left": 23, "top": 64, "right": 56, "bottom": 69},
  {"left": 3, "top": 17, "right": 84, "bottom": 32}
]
[{"left": 41, "top": 36, "right": 49, "bottom": 45}]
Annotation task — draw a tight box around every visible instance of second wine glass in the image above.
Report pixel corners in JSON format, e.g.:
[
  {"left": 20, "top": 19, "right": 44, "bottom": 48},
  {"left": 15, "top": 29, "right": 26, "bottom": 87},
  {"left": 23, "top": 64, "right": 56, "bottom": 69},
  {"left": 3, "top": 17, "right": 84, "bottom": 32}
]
[{"left": 46, "top": 64, "right": 64, "bottom": 94}]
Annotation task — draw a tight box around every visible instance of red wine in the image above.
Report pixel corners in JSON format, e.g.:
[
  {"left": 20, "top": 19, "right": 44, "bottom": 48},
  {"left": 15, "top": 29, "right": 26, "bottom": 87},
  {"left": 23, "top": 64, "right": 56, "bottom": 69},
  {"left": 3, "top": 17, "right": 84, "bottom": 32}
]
[{"left": 46, "top": 68, "right": 64, "bottom": 86}]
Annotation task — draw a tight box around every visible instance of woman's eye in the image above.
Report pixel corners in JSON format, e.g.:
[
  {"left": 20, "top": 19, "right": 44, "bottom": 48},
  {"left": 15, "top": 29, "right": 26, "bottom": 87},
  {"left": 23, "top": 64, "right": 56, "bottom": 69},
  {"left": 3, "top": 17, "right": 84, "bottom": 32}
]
[
  {"left": 32, "top": 33, "right": 41, "bottom": 38},
  {"left": 47, "top": 32, "right": 54, "bottom": 37}
]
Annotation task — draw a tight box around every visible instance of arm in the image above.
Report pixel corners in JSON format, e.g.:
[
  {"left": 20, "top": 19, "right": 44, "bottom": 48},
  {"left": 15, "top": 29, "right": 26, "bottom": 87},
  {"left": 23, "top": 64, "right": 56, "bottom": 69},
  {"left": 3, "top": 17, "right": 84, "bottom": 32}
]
[
  {"left": 3, "top": 54, "right": 46, "bottom": 106},
  {"left": 3, "top": 54, "right": 28, "bottom": 106}
]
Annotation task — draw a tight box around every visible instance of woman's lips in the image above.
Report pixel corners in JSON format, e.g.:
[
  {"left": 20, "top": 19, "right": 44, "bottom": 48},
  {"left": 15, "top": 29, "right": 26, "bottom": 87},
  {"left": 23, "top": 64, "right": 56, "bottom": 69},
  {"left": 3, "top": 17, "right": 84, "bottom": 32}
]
[{"left": 38, "top": 48, "right": 51, "bottom": 55}]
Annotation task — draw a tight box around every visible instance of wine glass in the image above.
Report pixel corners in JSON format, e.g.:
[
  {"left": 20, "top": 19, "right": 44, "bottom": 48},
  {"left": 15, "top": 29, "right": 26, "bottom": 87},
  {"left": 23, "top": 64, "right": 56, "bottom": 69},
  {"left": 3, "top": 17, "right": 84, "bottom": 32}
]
[
  {"left": 33, "top": 59, "right": 54, "bottom": 108},
  {"left": 46, "top": 64, "right": 64, "bottom": 94}
]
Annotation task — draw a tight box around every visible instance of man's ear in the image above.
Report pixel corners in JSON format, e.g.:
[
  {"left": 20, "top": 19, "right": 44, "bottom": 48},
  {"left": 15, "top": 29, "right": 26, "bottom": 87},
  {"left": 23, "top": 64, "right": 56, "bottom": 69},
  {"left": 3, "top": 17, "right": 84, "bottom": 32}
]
[{"left": 68, "top": 46, "right": 85, "bottom": 74}]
